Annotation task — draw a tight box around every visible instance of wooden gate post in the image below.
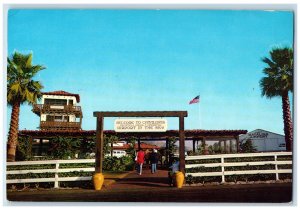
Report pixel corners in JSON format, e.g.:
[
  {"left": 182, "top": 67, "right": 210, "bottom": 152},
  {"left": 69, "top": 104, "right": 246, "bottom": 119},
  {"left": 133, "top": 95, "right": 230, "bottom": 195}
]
[
  {"left": 179, "top": 115, "right": 185, "bottom": 173},
  {"left": 95, "top": 117, "right": 104, "bottom": 173},
  {"left": 138, "top": 138, "right": 141, "bottom": 150}
]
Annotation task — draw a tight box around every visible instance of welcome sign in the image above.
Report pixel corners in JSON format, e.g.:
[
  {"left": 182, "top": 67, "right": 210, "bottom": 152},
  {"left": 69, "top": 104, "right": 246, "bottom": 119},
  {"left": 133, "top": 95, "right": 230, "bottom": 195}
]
[{"left": 114, "top": 119, "right": 168, "bottom": 132}]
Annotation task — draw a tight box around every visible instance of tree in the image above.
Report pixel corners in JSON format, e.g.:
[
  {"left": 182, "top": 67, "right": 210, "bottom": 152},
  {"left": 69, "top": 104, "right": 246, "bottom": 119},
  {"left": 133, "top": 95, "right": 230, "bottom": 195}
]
[
  {"left": 240, "top": 139, "right": 257, "bottom": 153},
  {"left": 7, "top": 52, "right": 45, "bottom": 161},
  {"left": 103, "top": 135, "right": 119, "bottom": 157},
  {"left": 166, "top": 137, "right": 177, "bottom": 164},
  {"left": 48, "top": 137, "right": 81, "bottom": 159},
  {"left": 126, "top": 136, "right": 137, "bottom": 161},
  {"left": 260, "top": 47, "right": 293, "bottom": 151}
]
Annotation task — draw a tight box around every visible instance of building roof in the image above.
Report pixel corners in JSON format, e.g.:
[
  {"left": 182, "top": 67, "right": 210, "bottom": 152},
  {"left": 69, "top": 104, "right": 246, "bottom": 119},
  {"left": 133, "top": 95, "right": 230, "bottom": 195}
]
[
  {"left": 19, "top": 129, "right": 247, "bottom": 139},
  {"left": 239, "top": 129, "right": 284, "bottom": 139},
  {"left": 42, "top": 90, "right": 80, "bottom": 102}
]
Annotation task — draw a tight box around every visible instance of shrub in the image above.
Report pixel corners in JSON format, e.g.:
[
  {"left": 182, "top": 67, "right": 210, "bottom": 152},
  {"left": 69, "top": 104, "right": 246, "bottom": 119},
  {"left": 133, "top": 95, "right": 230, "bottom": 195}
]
[
  {"left": 240, "top": 139, "right": 257, "bottom": 153},
  {"left": 103, "top": 156, "right": 134, "bottom": 172}
]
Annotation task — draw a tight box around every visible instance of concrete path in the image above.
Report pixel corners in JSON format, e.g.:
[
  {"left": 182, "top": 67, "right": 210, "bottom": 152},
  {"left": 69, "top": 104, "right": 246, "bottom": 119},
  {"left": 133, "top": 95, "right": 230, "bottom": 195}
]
[{"left": 106, "top": 168, "right": 170, "bottom": 190}]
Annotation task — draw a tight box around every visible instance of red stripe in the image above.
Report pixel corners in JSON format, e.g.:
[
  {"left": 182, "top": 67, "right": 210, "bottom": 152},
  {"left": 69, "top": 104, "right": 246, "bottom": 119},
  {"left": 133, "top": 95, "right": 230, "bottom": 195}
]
[{"left": 189, "top": 98, "right": 199, "bottom": 104}]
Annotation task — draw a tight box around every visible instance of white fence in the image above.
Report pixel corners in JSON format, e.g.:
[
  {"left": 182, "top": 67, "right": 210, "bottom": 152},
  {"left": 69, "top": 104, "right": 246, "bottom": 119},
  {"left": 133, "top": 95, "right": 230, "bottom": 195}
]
[
  {"left": 6, "top": 152, "right": 293, "bottom": 188},
  {"left": 185, "top": 152, "right": 292, "bottom": 183},
  {"left": 6, "top": 159, "right": 95, "bottom": 188}
]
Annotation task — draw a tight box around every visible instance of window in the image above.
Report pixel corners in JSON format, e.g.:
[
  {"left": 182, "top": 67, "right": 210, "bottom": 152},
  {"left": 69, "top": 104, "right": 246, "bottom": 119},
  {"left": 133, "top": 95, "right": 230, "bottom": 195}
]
[
  {"left": 46, "top": 115, "right": 54, "bottom": 122},
  {"left": 45, "top": 99, "right": 67, "bottom": 105},
  {"left": 279, "top": 143, "right": 286, "bottom": 147},
  {"left": 54, "top": 116, "right": 63, "bottom": 122},
  {"left": 46, "top": 115, "right": 69, "bottom": 122}
]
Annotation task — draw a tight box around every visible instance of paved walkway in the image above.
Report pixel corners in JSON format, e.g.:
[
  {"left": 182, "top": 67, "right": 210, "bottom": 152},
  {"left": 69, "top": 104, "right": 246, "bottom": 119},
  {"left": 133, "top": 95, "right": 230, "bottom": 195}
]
[{"left": 106, "top": 168, "right": 170, "bottom": 190}]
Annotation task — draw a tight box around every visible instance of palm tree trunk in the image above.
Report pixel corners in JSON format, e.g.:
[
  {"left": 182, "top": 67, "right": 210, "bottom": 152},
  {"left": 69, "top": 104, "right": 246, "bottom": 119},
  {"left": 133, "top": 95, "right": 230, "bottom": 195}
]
[
  {"left": 7, "top": 101, "right": 21, "bottom": 162},
  {"left": 282, "top": 92, "right": 293, "bottom": 151}
]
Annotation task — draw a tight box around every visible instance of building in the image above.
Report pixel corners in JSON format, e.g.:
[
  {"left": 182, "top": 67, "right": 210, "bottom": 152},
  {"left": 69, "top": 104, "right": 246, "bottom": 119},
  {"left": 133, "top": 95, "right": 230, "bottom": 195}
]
[
  {"left": 18, "top": 90, "right": 248, "bottom": 159},
  {"left": 32, "top": 90, "right": 83, "bottom": 131},
  {"left": 239, "top": 129, "right": 286, "bottom": 152},
  {"left": 106, "top": 141, "right": 161, "bottom": 158}
]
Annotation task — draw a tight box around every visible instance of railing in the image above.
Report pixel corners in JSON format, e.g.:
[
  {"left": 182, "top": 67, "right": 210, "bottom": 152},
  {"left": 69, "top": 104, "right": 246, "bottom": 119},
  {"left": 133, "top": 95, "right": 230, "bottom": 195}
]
[
  {"left": 32, "top": 104, "right": 82, "bottom": 115},
  {"left": 40, "top": 121, "right": 81, "bottom": 130},
  {"left": 7, "top": 159, "right": 95, "bottom": 188},
  {"left": 185, "top": 152, "right": 292, "bottom": 183}
]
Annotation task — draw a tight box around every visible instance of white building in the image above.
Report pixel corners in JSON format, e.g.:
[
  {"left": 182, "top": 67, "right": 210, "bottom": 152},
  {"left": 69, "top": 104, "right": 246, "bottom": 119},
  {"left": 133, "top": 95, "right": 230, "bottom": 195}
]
[
  {"left": 32, "top": 90, "right": 83, "bottom": 130},
  {"left": 239, "top": 129, "right": 286, "bottom": 152}
]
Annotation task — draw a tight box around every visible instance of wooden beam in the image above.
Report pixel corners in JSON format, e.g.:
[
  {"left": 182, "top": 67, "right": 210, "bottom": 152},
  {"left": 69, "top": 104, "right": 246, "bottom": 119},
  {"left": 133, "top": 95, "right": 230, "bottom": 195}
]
[
  {"left": 166, "top": 138, "right": 169, "bottom": 164},
  {"left": 235, "top": 135, "right": 240, "bottom": 153},
  {"left": 179, "top": 116, "right": 185, "bottom": 173},
  {"left": 192, "top": 139, "right": 195, "bottom": 152},
  {"left": 93, "top": 111, "right": 188, "bottom": 118},
  {"left": 138, "top": 139, "right": 141, "bottom": 150},
  {"left": 224, "top": 140, "right": 227, "bottom": 153},
  {"left": 202, "top": 138, "right": 206, "bottom": 147},
  {"left": 110, "top": 141, "right": 113, "bottom": 157},
  {"left": 95, "top": 117, "right": 104, "bottom": 173},
  {"left": 29, "top": 136, "right": 33, "bottom": 157},
  {"left": 39, "top": 139, "right": 43, "bottom": 156}
]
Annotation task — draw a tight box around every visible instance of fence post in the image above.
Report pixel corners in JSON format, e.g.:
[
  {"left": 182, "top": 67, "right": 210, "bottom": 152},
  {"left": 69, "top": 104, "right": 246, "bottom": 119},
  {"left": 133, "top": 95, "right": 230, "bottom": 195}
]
[
  {"left": 54, "top": 162, "right": 59, "bottom": 188},
  {"left": 221, "top": 156, "right": 225, "bottom": 183},
  {"left": 274, "top": 155, "right": 279, "bottom": 181}
]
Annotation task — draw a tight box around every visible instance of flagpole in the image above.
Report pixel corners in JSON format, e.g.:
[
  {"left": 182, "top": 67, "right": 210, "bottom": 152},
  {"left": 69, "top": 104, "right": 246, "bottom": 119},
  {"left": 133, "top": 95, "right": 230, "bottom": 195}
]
[{"left": 198, "top": 94, "right": 201, "bottom": 130}]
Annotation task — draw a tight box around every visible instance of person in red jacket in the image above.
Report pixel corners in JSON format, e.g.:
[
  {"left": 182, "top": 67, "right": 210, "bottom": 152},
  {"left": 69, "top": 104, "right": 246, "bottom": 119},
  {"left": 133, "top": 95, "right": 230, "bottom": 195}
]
[{"left": 136, "top": 149, "right": 145, "bottom": 175}]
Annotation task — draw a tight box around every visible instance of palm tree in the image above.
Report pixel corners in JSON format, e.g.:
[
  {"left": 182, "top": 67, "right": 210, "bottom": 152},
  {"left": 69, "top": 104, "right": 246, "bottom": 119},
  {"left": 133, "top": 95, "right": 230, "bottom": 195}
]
[
  {"left": 7, "top": 52, "right": 45, "bottom": 161},
  {"left": 259, "top": 47, "right": 293, "bottom": 151}
]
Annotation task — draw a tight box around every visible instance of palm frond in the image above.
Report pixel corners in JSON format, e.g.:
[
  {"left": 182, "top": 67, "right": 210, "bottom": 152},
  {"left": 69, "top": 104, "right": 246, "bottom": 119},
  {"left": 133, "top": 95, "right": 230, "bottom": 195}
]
[
  {"left": 7, "top": 51, "right": 45, "bottom": 105},
  {"left": 260, "top": 47, "right": 293, "bottom": 97},
  {"left": 25, "top": 53, "right": 33, "bottom": 69}
]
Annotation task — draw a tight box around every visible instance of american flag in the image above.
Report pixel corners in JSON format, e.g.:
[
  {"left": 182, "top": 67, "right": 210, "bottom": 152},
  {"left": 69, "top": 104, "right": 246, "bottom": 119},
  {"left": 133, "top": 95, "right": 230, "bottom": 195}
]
[{"left": 189, "top": 95, "right": 200, "bottom": 104}]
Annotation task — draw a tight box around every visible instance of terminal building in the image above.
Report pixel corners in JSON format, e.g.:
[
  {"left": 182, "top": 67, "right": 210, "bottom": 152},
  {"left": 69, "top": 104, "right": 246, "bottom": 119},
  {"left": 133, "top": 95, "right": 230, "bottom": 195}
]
[
  {"left": 239, "top": 129, "right": 286, "bottom": 152},
  {"left": 18, "top": 90, "right": 248, "bottom": 158}
]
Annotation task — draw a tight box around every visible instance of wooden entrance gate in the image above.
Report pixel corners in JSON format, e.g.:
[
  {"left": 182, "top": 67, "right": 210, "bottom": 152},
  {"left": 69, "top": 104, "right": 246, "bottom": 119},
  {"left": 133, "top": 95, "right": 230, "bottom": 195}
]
[{"left": 93, "top": 111, "right": 188, "bottom": 173}]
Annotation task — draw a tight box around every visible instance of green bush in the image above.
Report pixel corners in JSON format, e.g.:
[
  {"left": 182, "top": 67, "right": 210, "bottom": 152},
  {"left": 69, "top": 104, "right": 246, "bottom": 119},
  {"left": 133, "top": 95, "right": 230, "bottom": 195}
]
[
  {"left": 16, "top": 136, "right": 32, "bottom": 161},
  {"left": 185, "top": 175, "right": 222, "bottom": 184},
  {"left": 48, "top": 136, "right": 81, "bottom": 159},
  {"left": 240, "top": 139, "right": 257, "bottom": 153},
  {"left": 103, "top": 156, "right": 134, "bottom": 172}
]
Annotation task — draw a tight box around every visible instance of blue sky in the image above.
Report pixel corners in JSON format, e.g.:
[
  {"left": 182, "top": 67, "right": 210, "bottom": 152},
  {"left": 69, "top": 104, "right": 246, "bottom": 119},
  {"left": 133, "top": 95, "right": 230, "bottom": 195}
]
[{"left": 7, "top": 9, "right": 294, "bottom": 134}]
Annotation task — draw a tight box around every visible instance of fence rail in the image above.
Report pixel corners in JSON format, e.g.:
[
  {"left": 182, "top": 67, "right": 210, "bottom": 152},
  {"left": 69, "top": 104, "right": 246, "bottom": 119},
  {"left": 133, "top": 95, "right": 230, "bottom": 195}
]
[
  {"left": 6, "top": 159, "right": 96, "bottom": 188},
  {"left": 185, "top": 152, "right": 292, "bottom": 183},
  {"left": 7, "top": 152, "right": 293, "bottom": 188}
]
